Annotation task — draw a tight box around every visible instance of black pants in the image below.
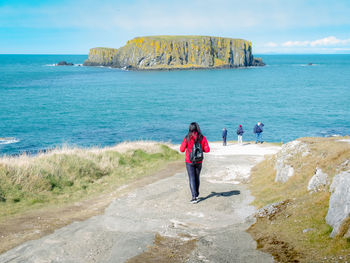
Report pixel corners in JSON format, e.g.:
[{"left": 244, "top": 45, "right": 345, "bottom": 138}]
[
  {"left": 223, "top": 136, "right": 227, "bottom": 146},
  {"left": 186, "top": 162, "right": 202, "bottom": 198}
]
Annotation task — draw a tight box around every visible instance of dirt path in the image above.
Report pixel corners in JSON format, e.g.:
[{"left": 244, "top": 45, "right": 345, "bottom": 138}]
[
  {"left": 0, "top": 142, "right": 280, "bottom": 263},
  {"left": 0, "top": 161, "right": 184, "bottom": 254}
]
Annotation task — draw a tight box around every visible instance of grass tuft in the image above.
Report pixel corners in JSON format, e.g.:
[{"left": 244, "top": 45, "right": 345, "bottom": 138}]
[{"left": 0, "top": 141, "right": 181, "bottom": 218}]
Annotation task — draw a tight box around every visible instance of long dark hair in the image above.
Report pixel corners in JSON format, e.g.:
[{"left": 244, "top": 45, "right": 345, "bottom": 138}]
[{"left": 186, "top": 122, "right": 203, "bottom": 142}]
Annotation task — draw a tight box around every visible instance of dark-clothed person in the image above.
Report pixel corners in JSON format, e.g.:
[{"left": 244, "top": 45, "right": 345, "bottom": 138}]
[
  {"left": 222, "top": 128, "right": 228, "bottom": 146},
  {"left": 236, "top": 125, "right": 244, "bottom": 144},
  {"left": 253, "top": 122, "right": 264, "bottom": 143}
]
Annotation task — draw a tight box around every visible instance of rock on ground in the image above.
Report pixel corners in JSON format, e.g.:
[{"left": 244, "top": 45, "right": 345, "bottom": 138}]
[
  {"left": 275, "top": 141, "right": 309, "bottom": 183},
  {"left": 326, "top": 170, "right": 350, "bottom": 238},
  {"left": 307, "top": 168, "right": 329, "bottom": 193},
  {"left": 255, "top": 200, "right": 291, "bottom": 220}
]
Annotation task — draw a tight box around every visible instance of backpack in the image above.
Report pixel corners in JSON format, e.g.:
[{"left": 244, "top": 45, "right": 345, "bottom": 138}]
[
  {"left": 254, "top": 125, "right": 262, "bottom": 133},
  {"left": 189, "top": 140, "right": 204, "bottom": 163}
]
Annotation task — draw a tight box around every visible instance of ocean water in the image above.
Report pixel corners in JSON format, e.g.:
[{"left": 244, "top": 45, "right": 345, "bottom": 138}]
[{"left": 0, "top": 54, "right": 349, "bottom": 155}]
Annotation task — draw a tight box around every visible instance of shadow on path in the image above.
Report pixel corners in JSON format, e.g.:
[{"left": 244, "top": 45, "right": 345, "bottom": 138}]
[
  {"left": 198, "top": 190, "right": 240, "bottom": 203},
  {"left": 225, "top": 143, "right": 251, "bottom": 146}
]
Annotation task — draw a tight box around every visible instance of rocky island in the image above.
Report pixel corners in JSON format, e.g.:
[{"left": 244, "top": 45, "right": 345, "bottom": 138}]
[{"left": 83, "top": 35, "right": 265, "bottom": 70}]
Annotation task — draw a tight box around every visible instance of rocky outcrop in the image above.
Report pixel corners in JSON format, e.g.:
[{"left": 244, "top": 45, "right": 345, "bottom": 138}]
[
  {"left": 84, "top": 36, "right": 264, "bottom": 70},
  {"left": 275, "top": 141, "right": 309, "bottom": 183},
  {"left": 326, "top": 171, "right": 350, "bottom": 238},
  {"left": 252, "top": 57, "right": 265, "bottom": 66},
  {"left": 255, "top": 200, "right": 291, "bottom": 220},
  {"left": 57, "top": 61, "right": 74, "bottom": 66},
  {"left": 307, "top": 168, "right": 329, "bottom": 193},
  {"left": 83, "top": 48, "right": 118, "bottom": 66}
]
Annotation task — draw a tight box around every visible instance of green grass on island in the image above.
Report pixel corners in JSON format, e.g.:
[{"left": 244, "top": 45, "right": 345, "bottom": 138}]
[
  {"left": 132, "top": 35, "right": 246, "bottom": 41},
  {"left": 0, "top": 142, "right": 181, "bottom": 219}
]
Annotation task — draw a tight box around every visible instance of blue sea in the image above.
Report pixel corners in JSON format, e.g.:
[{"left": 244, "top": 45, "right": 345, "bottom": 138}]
[{"left": 0, "top": 54, "right": 349, "bottom": 155}]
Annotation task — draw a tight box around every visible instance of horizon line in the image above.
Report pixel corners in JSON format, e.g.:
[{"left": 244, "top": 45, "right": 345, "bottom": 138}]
[{"left": 1, "top": 53, "right": 350, "bottom": 56}]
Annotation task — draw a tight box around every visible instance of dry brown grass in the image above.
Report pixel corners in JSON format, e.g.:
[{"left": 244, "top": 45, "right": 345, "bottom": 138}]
[
  {"left": 0, "top": 141, "right": 165, "bottom": 167},
  {"left": 0, "top": 141, "right": 181, "bottom": 219},
  {"left": 248, "top": 136, "right": 350, "bottom": 262}
]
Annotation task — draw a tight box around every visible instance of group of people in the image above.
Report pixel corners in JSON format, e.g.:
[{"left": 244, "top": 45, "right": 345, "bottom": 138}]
[
  {"left": 180, "top": 121, "right": 265, "bottom": 204},
  {"left": 222, "top": 122, "right": 264, "bottom": 145}
]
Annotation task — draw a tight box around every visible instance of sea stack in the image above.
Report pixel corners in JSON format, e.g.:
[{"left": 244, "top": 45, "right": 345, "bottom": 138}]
[{"left": 84, "top": 35, "right": 265, "bottom": 70}]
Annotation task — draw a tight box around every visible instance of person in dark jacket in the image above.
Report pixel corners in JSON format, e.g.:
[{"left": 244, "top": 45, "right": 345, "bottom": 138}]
[
  {"left": 222, "top": 128, "right": 228, "bottom": 146},
  {"left": 253, "top": 122, "right": 264, "bottom": 143},
  {"left": 236, "top": 125, "right": 244, "bottom": 144},
  {"left": 180, "top": 122, "right": 210, "bottom": 204}
]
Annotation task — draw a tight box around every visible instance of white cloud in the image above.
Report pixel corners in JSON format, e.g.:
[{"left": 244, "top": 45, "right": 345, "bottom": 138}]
[
  {"left": 265, "top": 42, "right": 278, "bottom": 48},
  {"left": 282, "top": 40, "right": 309, "bottom": 47},
  {"left": 282, "top": 36, "right": 350, "bottom": 48},
  {"left": 310, "top": 36, "right": 350, "bottom": 46}
]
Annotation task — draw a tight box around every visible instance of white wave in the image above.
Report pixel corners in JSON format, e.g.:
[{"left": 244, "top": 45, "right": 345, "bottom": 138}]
[
  {"left": 0, "top": 137, "right": 20, "bottom": 145},
  {"left": 300, "top": 63, "right": 320, "bottom": 67},
  {"left": 45, "top": 63, "right": 83, "bottom": 67}
]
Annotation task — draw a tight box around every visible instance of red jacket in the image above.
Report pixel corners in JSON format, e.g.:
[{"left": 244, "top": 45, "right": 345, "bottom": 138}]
[{"left": 180, "top": 133, "right": 210, "bottom": 164}]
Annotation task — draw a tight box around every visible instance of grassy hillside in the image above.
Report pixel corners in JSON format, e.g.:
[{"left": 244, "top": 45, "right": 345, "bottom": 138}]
[
  {"left": 248, "top": 137, "right": 350, "bottom": 262},
  {"left": 0, "top": 142, "right": 181, "bottom": 219}
]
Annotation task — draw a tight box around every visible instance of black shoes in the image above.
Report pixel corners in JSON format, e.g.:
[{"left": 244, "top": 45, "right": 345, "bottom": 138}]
[{"left": 190, "top": 197, "right": 199, "bottom": 204}]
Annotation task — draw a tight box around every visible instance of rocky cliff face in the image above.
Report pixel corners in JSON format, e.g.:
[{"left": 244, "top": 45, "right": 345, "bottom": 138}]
[
  {"left": 84, "top": 36, "right": 264, "bottom": 69},
  {"left": 326, "top": 171, "right": 350, "bottom": 238},
  {"left": 84, "top": 47, "right": 118, "bottom": 66}
]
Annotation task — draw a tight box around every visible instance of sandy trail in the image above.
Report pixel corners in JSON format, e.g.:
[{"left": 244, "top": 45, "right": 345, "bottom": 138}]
[{"left": 0, "top": 142, "right": 281, "bottom": 263}]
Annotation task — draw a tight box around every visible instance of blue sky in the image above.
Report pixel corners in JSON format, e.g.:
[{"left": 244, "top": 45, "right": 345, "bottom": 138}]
[{"left": 1, "top": 0, "right": 350, "bottom": 54}]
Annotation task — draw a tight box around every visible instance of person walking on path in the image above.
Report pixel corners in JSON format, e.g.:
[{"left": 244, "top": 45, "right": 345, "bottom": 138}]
[
  {"left": 222, "top": 128, "right": 228, "bottom": 146},
  {"left": 236, "top": 125, "right": 244, "bottom": 144},
  {"left": 253, "top": 122, "right": 264, "bottom": 144},
  {"left": 180, "top": 122, "right": 210, "bottom": 204}
]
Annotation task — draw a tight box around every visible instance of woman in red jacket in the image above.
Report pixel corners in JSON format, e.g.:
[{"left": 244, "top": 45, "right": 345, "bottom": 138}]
[{"left": 180, "top": 122, "right": 210, "bottom": 203}]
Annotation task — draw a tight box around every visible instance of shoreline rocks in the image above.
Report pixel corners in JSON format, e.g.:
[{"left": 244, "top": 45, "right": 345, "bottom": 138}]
[
  {"left": 57, "top": 61, "right": 74, "bottom": 66},
  {"left": 252, "top": 57, "right": 265, "bottom": 66}
]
